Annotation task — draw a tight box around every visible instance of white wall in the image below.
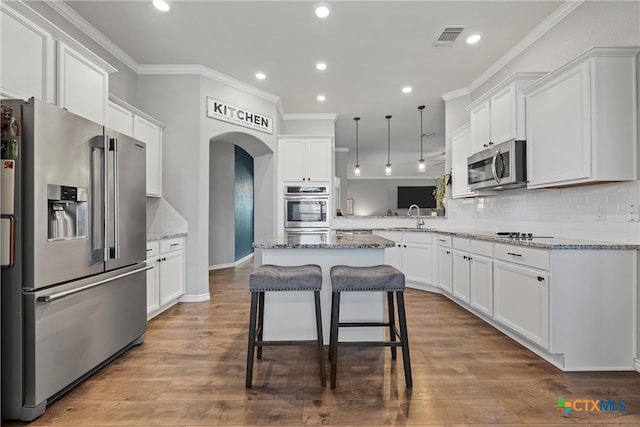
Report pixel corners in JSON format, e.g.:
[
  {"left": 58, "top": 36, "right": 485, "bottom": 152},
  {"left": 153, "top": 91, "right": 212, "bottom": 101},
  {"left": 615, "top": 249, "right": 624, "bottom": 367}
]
[
  {"left": 209, "top": 143, "right": 235, "bottom": 267},
  {"left": 281, "top": 117, "right": 336, "bottom": 136},
  {"left": 346, "top": 178, "right": 437, "bottom": 217}
]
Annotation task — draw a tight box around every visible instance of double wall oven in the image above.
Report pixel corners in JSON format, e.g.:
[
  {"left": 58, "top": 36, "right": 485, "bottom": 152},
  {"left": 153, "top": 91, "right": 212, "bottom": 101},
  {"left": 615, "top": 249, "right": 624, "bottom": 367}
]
[{"left": 284, "top": 185, "right": 329, "bottom": 240}]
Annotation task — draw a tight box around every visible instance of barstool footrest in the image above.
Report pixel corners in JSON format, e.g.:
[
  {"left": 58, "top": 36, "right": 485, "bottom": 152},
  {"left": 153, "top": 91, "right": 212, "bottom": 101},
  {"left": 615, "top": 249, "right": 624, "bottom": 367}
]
[
  {"left": 338, "top": 321, "right": 391, "bottom": 327},
  {"left": 256, "top": 340, "right": 322, "bottom": 346},
  {"left": 338, "top": 341, "right": 404, "bottom": 348}
]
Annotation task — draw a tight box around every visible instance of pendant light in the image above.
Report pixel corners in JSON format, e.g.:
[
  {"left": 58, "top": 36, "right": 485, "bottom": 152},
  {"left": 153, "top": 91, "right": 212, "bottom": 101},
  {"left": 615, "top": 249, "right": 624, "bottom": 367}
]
[
  {"left": 418, "top": 105, "right": 426, "bottom": 173},
  {"left": 385, "top": 115, "right": 392, "bottom": 176},
  {"left": 353, "top": 117, "right": 361, "bottom": 177}
]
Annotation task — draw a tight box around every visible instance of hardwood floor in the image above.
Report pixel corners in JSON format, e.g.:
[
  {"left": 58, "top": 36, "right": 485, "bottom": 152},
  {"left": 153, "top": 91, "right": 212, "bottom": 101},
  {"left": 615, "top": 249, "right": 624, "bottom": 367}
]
[{"left": 6, "top": 259, "right": 640, "bottom": 426}]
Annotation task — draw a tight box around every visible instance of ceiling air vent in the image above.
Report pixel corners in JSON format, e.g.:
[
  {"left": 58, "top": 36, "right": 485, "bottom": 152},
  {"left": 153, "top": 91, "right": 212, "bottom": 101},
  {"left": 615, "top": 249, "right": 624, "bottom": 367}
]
[{"left": 433, "top": 26, "right": 466, "bottom": 47}]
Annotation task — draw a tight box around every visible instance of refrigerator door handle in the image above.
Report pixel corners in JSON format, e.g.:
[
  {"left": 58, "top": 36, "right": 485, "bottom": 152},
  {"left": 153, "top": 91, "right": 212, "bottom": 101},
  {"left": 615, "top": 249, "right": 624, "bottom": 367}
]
[
  {"left": 108, "top": 137, "right": 120, "bottom": 260},
  {"left": 36, "top": 264, "right": 152, "bottom": 302},
  {"left": 90, "top": 135, "right": 108, "bottom": 262}
]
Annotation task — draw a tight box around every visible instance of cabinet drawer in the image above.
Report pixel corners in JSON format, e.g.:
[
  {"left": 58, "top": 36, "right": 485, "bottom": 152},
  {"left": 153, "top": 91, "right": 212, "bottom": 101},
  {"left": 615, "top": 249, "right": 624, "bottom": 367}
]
[
  {"left": 453, "top": 237, "right": 470, "bottom": 251},
  {"left": 436, "top": 235, "right": 452, "bottom": 248},
  {"left": 146, "top": 241, "right": 159, "bottom": 258},
  {"left": 160, "top": 238, "right": 184, "bottom": 253},
  {"left": 470, "top": 240, "right": 492, "bottom": 257},
  {"left": 403, "top": 232, "right": 432, "bottom": 245},
  {"left": 494, "top": 243, "right": 549, "bottom": 270}
]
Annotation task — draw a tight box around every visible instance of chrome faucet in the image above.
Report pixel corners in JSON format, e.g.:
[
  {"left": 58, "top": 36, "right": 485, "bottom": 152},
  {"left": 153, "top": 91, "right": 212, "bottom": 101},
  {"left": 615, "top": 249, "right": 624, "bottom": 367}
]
[{"left": 407, "top": 204, "right": 425, "bottom": 229}]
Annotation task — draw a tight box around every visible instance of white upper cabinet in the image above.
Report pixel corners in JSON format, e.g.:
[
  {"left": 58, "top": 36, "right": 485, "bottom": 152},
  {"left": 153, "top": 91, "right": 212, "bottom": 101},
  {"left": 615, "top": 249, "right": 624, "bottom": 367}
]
[
  {"left": 107, "top": 100, "right": 134, "bottom": 136},
  {"left": 279, "top": 138, "right": 332, "bottom": 182},
  {"left": 1, "top": 7, "right": 54, "bottom": 102},
  {"left": 57, "top": 42, "right": 111, "bottom": 125},
  {"left": 450, "top": 123, "right": 475, "bottom": 199},
  {"left": 467, "top": 73, "right": 546, "bottom": 154},
  {"left": 524, "top": 47, "right": 639, "bottom": 189},
  {"left": 133, "top": 115, "right": 163, "bottom": 197}
]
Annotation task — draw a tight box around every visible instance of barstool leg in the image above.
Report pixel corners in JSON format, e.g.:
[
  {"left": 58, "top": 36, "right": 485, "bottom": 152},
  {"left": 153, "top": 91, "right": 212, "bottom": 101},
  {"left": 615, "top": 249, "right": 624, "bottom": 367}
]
[
  {"left": 314, "top": 290, "right": 327, "bottom": 386},
  {"left": 246, "top": 291, "right": 259, "bottom": 388},
  {"left": 257, "top": 291, "right": 265, "bottom": 359},
  {"left": 329, "top": 291, "right": 341, "bottom": 389},
  {"left": 396, "top": 291, "right": 412, "bottom": 388},
  {"left": 387, "top": 291, "right": 397, "bottom": 360}
]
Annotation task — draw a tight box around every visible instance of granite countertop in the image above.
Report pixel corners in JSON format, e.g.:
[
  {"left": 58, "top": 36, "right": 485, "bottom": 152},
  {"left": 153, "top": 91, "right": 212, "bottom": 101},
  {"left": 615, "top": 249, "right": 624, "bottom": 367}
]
[
  {"left": 147, "top": 232, "right": 188, "bottom": 241},
  {"left": 333, "top": 227, "right": 639, "bottom": 250},
  {"left": 253, "top": 233, "right": 395, "bottom": 249}
]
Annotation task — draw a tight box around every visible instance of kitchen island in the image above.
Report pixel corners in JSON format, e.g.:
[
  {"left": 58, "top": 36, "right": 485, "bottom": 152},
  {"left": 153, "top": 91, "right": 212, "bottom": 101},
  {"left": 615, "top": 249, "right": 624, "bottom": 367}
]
[{"left": 252, "top": 234, "right": 395, "bottom": 342}]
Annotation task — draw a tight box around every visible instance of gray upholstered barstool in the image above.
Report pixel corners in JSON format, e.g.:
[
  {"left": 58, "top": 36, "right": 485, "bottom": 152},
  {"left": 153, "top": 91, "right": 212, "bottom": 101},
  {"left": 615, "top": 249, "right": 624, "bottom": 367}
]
[
  {"left": 329, "top": 264, "right": 412, "bottom": 389},
  {"left": 246, "top": 264, "right": 326, "bottom": 388}
]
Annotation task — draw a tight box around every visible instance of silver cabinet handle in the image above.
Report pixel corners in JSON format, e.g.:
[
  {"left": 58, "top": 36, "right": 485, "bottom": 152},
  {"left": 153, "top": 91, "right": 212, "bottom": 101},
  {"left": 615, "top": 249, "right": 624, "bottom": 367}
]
[{"left": 37, "top": 265, "right": 152, "bottom": 303}]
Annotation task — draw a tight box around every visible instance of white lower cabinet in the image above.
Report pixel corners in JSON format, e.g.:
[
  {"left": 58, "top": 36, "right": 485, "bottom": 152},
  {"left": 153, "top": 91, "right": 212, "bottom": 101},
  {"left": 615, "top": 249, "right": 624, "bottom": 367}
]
[
  {"left": 375, "top": 231, "right": 434, "bottom": 289},
  {"left": 436, "top": 236, "right": 452, "bottom": 293},
  {"left": 452, "top": 243, "right": 470, "bottom": 303},
  {"left": 494, "top": 259, "right": 548, "bottom": 348},
  {"left": 451, "top": 238, "right": 493, "bottom": 314},
  {"left": 146, "top": 237, "right": 185, "bottom": 319}
]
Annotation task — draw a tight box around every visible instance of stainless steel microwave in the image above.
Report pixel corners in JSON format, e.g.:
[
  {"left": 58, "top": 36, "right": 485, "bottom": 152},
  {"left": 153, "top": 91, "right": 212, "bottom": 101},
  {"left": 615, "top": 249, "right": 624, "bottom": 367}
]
[{"left": 467, "top": 139, "right": 527, "bottom": 191}]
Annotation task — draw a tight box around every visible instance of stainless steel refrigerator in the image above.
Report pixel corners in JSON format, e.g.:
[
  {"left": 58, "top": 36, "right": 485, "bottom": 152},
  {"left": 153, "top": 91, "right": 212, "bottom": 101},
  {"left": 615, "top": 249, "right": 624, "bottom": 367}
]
[{"left": 1, "top": 98, "right": 148, "bottom": 421}]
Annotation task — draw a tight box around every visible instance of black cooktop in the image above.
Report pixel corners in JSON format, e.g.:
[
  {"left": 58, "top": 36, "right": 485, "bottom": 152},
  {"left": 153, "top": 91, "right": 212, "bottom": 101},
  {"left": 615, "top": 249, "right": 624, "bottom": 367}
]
[{"left": 495, "top": 232, "right": 554, "bottom": 240}]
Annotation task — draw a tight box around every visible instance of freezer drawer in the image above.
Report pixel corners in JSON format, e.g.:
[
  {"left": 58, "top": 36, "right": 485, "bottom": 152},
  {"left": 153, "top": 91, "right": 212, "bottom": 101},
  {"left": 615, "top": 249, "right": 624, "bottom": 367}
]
[{"left": 21, "top": 264, "right": 148, "bottom": 418}]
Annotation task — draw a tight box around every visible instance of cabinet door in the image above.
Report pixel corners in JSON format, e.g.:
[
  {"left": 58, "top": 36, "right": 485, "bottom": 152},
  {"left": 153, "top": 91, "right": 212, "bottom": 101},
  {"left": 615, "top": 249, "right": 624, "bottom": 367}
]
[
  {"left": 489, "top": 83, "right": 516, "bottom": 145},
  {"left": 107, "top": 101, "right": 133, "bottom": 137},
  {"left": 437, "top": 246, "right": 453, "bottom": 293},
  {"left": 526, "top": 64, "right": 591, "bottom": 188},
  {"left": 133, "top": 115, "right": 162, "bottom": 197},
  {"left": 57, "top": 42, "right": 108, "bottom": 125},
  {"left": 279, "top": 139, "right": 306, "bottom": 181},
  {"left": 494, "top": 260, "right": 549, "bottom": 348},
  {"left": 159, "top": 249, "right": 185, "bottom": 306},
  {"left": 1, "top": 9, "right": 54, "bottom": 101},
  {"left": 469, "top": 254, "right": 492, "bottom": 316},
  {"left": 146, "top": 257, "right": 160, "bottom": 316},
  {"left": 452, "top": 250, "right": 470, "bottom": 303},
  {"left": 306, "top": 139, "right": 332, "bottom": 181},
  {"left": 451, "top": 125, "right": 475, "bottom": 198},
  {"left": 403, "top": 242, "right": 433, "bottom": 285},
  {"left": 469, "top": 100, "right": 490, "bottom": 153}
]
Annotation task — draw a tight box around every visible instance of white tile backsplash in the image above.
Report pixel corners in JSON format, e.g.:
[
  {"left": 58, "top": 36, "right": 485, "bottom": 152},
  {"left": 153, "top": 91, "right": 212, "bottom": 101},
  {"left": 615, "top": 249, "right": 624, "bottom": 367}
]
[
  {"left": 443, "top": 181, "right": 640, "bottom": 243},
  {"left": 147, "top": 197, "right": 188, "bottom": 235}
]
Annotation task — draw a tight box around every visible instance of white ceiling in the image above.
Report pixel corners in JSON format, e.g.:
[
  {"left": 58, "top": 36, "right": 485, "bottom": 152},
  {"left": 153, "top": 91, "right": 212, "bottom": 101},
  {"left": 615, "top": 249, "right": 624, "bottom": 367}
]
[{"left": 61, "top": 0, "right": 563, "bottom": 177}]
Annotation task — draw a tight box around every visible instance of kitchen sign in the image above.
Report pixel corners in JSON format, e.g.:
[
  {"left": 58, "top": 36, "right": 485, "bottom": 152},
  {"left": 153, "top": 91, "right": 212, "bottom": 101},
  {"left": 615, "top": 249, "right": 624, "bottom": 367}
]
[{"left": 206, "top": 97, "right": 273, "bottom": 134}]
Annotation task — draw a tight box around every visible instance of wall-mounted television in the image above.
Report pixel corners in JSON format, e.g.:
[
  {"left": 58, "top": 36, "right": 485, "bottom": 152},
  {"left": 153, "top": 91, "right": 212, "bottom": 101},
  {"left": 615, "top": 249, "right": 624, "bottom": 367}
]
[{"left": 397, "top": 186, "right": 436, "bottom": 209}]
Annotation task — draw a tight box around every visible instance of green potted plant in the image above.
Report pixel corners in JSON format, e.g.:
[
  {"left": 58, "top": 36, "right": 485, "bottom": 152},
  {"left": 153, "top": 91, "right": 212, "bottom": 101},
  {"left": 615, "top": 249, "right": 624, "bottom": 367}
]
[{"left": 433, "top": 175, "right": 447, "bottom": 215}]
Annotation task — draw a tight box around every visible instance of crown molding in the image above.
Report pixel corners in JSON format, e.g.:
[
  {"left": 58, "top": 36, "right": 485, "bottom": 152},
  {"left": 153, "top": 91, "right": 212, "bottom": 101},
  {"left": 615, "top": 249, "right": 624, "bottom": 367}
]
[
  {"left": 283, "top": 113, "right": 338, "bottom": 121},
  {"left": 137, "top": 64, "right": 282, "bottom": 105},
  {"left": 45, "top": 0, "right": 138, "bottom": 72},
  {"left": 468, "top": 0, "right": 584, "bottom": 93},
  {"left": 441, "top": 0, "right": 583, "bottom": 102},
  {"left": 4, "top": 0, "right": 117, "bottom": 74},
  {"left": 440, "top": 88, "right": 470, "bottom": 102}
]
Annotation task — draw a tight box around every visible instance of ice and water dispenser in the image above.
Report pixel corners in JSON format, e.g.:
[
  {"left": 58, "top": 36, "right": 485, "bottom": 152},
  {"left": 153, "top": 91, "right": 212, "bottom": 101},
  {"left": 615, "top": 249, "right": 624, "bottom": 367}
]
[{"left": 47, "top": 184, "right": 88, "bottom": 241}]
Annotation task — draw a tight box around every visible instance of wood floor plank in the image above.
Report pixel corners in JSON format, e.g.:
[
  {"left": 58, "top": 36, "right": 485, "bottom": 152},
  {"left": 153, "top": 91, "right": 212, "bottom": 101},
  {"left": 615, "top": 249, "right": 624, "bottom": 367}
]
[{"left": 4, "top": 259, "right": 640, "bottom": 426}]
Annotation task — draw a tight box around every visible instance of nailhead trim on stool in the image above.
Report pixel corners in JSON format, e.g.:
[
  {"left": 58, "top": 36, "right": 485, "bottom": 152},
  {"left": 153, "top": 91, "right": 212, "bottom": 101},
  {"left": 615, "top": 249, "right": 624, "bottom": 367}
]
[
  {"left": 246, "top": 264, "right": 326, "bottom": 388},
  {"left": 329, "top": 264, "right": 412, "bottom": 389}
]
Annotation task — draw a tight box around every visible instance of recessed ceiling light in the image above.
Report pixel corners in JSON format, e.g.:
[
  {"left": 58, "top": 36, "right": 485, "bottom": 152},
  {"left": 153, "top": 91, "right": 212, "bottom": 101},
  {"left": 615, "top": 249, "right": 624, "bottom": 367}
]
[
  {"left": 316, "top": 62, "right": 327, "bottom": 71},
  {"left": 317, "top": 95, "right": 326, "bottom": 102},
  {"left": 255, "top": 72, "right": 266, "bottom": 80},
  {"left": 152, "top": 0, "right": 170, "bottom": 12},
  {"left": 315, "top": 3, "right": 330, "bottom": 18},
  {"left": 466, "top": 34, "right": 481, "bottom": 44},
  {"left": 402, "top": 86, "right": 413, "bottom": 94}
]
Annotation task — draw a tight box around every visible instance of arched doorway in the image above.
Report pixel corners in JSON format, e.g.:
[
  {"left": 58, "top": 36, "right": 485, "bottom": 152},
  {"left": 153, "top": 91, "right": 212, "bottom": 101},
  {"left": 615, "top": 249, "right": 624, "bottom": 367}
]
[{"left": 208, "top": 131, "right": 274, "bottom": 270}]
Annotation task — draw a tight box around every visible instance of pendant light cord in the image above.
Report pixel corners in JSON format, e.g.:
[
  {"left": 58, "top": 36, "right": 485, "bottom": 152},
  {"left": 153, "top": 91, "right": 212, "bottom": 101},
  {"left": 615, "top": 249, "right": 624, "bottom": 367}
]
[
  {"left": 386, "top": 115, "right": 392, "bottom": 165},
  {"left": 418, "top": 105, "right": 425, "bottom": 160},
  {"left": 354, "top": 117, "right": 360, "bottom": 165}
]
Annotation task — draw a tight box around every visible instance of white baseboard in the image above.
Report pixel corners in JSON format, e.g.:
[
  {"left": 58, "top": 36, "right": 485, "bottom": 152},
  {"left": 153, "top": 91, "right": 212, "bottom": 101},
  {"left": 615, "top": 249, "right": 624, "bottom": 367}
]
[
  {"left": 209, "top": 253, "right": 254, "bottom": 270},
  {"left": 179, "top": 292, "right": 210, "bottom": 303},
  {"left": 634, "top": 358, "right": 640, "bottom": 372}
]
